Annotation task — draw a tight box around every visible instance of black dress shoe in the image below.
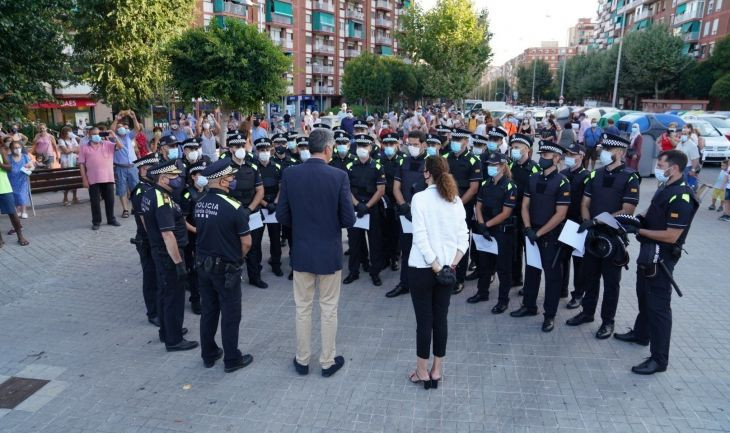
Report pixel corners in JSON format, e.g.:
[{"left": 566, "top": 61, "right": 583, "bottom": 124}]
[
  {"left": 147, "top": 316, "right": 160, "bottom": 327},
  {"left": 293, "top": 358, "right": 309, "bottom": 375},
  {"left": 343, "top": 274, "right": 359, "bottom": 284},
  {"left": 371, "top": 275, "right": 382, "bottom": 286},
  {"left": 614, "top": 329, "right": 649, "bottom": 346},
  {"left": 510, "top": 306, "right": 538, "bottom": 317},
  {"left": 108, "top": 220, "right": 121, "bottom": 227},
  {"left": 321, "top": 355, "right": 345, "bottom": 377},
  {"left": 385, "top": 283, "right": 409, "bottom": 298},
  {"left": 288, "top": 271, "right": 293, "bottom": 280},
  {"left": 390, "top": 259, "right": 400, "bottom": 271},
  {"left": 595, "top": 322, "right": 614, "bottom": 339},
  {"left": 452, "top": 282, "right": 464, "bottom": 295},
  {"left": 542, "top": 317, "right": 555, "bottom": 332},
  {"left": 203, "top": 348, "right": 224, "bottom": 368},
  {"left": 92, "top": 224, "right": 100, "bottom": 231},
  {"left": 344, "top": 249, "right": 350, "bottom": 255},
  {"left": 466, "top": 293, "right": 489, "bottom": 304},
  {"left": 272, "top": 266, "right": 283, "bottom": 277},
  {"left": 166, "top": 338, "right": 199, "bottom": 352},
  {"left": 224, "top": 354, "right": 253, "bottom": 373},
  {"left": 566, "top": 311, "right": 594, "bottom": 326},
  {"left": 465, "top": 271, "right": 479, "bottom": 281},
  {"left": 191, "top": 301, "right": 201, "bottom": 315},
  {"left": 566, "top": 295, "right": 583, "bottom": 309},
  {"left": 631, "top": 358, "right": 667, "bottom": 375},
  {"left": 468, "top": 261, "right": 476, "bottom": 271},
  {"left": 491, "top": 302, "right": 508, "bottom": 314},
  {"left": 250, "top": 279, "right": 268, "bottom": 289},
  {"left": 159, "top": 327, "right": 188, "bottom": 343}
]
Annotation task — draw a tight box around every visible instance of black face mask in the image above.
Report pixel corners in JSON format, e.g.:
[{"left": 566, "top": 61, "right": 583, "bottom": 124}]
[
  {"left": 11, "top": 127, "right": 19, "bottom": 133},
  {"left": 538, "top": 157, "right": 553, "bottom": 170},
  {"left": 275, "top": 146, "right": 286, "bottom": 155}
]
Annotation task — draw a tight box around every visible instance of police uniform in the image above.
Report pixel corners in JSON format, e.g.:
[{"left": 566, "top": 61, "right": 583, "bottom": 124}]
[
  {"left": 508, "top": 134, "right": 540, "bottom": 287},
  {"left": 511, "top": 142, "right": 571, "bottom": 331},
  {"left": 469, "top": 152, "right": 517, "bottom": 309},
  {"left": 570, "top": 134, "right": 640, "bottom": 337},
  {"left": 486, "top": 126, "right": 509, "bottom": 159},
  {"left": 131, "top": 154, "right": 160, "bottom": 325},
  {"left": 470, "top": 133, "right": 489, "bottom": 171},
  {"left": 559, "top": 143, "right": 590, "bottom": 305},
  {"left": 331, "top": 130, "right": 357, "bottom": 171},
  {"left": 194, "top": 159, "right": 254, "bottom": 371},
  {"left": 621, "top": 178, "right": 697, "bottom": 372},
  {"left": 227, "top": 134, "right": 267, "bottom": 288},
  {"left": 344, "top": 134, "right": 387, "bottom": 285},
  {"left": 380, "top": 132, "right": 404, "bottom": 270},
  {"left": 255, "top": 137, "right": 285, "bottom": 276},
  {"left": 141, "top": 160, "right": 197, "bottom": 350},
  {"left": 180, "top": 161, "right": 209, "bottom": 315},
  {"left": 435, "top": 125, "right": 452, "bottom": 156},
  {"left": 182, "top": 137, "right": 212, "bottom": 176},
  {"left": 158, "top": 135, "right": 187, "bottom": 201}
]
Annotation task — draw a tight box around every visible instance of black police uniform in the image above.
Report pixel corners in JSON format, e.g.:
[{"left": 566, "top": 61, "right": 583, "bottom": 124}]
[
  {"left": 521, "top": 168, "right": 571, "bottom": 319},
  {"left": 194, "top": 187, "right": 251, "bottom": 368},
  {"left": 228, "top": 156, "right": 265, "bottom": 286},
  {"left": 393, "top": 152, "right": 428, "bottom": 292},
  {"left": 630, "top": 180, "right": 697, "bottom": 368},
  {"left": 181, "top": 185, "right": 204, "bottom": 312},
  {"left": 330, "top": 152, "right": 357, "bottom": 172},
  {"left": 141, "top": 184, "right": 189, "bottom": 346},
  {"left": 559, "top": 164, "right": 590, "bottom": 300},
  {"left": 581, "top": 164, "right": 640, "bottom": 324},
  {"left": 131, "top": 177, "right": 157, "bottom": 322},
  {"left": 346, "top": 157, "right": 386, "bottom": 280},
  {"left": 475, "top": 175, "right": 517, "bottom": 304},
  {"left": 259, "top": 158, "right": 284, "bottom": 274},
  {"left": 381, "top": 149, "right": 405, "bottom": 268},
  {"left": 446, "top": 149, "right": 482, "bottom": 284},
  {"left": 509, "top": 157, "right": 540, "bottom": 286}
]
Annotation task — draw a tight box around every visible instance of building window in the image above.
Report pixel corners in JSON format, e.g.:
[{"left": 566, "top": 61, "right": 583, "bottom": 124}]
[
  {"left": 712, "top": 18, "right": 719, "bottom": 34},
  {"left": 704, "top": 20, "right": 711, "bottom": 36},
  {"left": 717, "top": 0, "right": 723, "bottom": 11}
]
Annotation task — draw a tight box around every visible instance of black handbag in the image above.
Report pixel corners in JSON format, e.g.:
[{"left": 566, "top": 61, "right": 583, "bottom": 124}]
[{"left": 435, "top": 266, "right": 457, "bottom": 287}]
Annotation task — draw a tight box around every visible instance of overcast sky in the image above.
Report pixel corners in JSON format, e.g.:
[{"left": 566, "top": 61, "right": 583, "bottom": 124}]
[{"left": 417, "top": 0, "right": 598, "bottom": 65}]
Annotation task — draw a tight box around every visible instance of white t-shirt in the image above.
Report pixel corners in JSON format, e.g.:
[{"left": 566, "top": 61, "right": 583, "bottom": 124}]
[{"left": 676, "top": 138, "right": 700, "bottom": 166}]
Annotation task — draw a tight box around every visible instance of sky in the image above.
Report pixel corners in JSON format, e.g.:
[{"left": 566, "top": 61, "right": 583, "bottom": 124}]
[{"left": 417, "top": 0, "right": 598, "bottom": 65}]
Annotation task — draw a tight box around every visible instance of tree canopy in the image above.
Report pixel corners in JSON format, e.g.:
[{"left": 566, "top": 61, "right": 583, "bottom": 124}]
[
  {"left": 342, "top": 53, "right": 392, "bottom": 107},
  {"left": 515, "top": 60, "right": 553, "bottom": 103}
]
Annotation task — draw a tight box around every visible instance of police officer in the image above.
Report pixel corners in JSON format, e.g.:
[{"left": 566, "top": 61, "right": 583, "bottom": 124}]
[
  {"left": 227, "top": 134, "right": 267, "bottom": 288},
  {"left": 435, "top": 124, "right": 452, "bottom": 156},
  {"left": 509, "top": 133, "right": 540, "bottom": 288},
  {"left": 157, "top": 135, "right": 181, "bottom": 163},
  {"left": 470, "top": 133, "right": 488, "bottom": 162},
  {"left": 343, "top": 134, "right": 386, "bottom": 286},
  {"left": 131, "top": 153, "right": 160, "bottom": 326},
  {"left": 182, "top": 137, "right": 211, "bottom": 170},
  {"left": 254, "top": 137, "right": 284, "bottom": 277},
  {"left": 425, "top": 132, "right": 442, "bottom": 158},
  {"left": 141, "top": 160, "right": 199, "bottom": 351},
  {"left": 510, "top": 142, "right": 570, "bottom": 333},
  {"left": 614, "top": 150, "right": 698, "bottom": 374},
  {"left": 180, "top": 160, "right": 210, "bottom": 315},
  {"left": 194, "top": 159, "right": 254, "bottom": 372},
  {"left": 353, "top": 119, "right": 370, "bottom": 153},
  {"left": 467, "top": 152, "right": 517, "bottom": 313},
  {"left": 272, "top": 132, "right": 299, "bottom": 169},
  {"left": 380, "top": 132, "right": 405, "bottom": 271},
  {"left": 296, "top": 136, "right": 311, "bottom": 162},
  {"left": 567, "top": 133, "right": 640, "bottom": 339},
  {"left": 331, "top": 130, "right": 356, "bottom": 171},
  {"left": 486, "top": 126, "right": 509, "bottom": 158},
  {"left": 559, "top": 143, "right": 590, "bottom": 308},
  {"left": 286, "top": 131, "right": 300, "bottom": 162},
  {"left": 386, "top": 130, "right": 428, "bottom": 298},
  {"left": 445, "top": 127, "right": 482, "bottom": 294}
]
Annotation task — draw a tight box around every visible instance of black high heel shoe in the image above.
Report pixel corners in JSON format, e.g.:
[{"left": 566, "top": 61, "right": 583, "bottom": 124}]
[
  {"left": 409, "top": 371, "right": 432, "bottom": 389},
  {"left": 430, "top": 371, "right": 442, "bottom": 389}
]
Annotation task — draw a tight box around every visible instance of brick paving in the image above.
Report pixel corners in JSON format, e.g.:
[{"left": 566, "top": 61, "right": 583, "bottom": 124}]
[{"left": 0, "top": 170, "right": 728, "bottom": 433}]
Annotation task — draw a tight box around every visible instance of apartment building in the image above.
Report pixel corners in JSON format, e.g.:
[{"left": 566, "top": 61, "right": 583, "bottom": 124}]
[
  {"left": 501, "top": 42, "right": 578, "bottom": 87},
  {"left": 568, "top": 18, "right": 597, "bottom": 53},
  {"left": 194, "top": 0, "right": 408, "bottom": 111}
]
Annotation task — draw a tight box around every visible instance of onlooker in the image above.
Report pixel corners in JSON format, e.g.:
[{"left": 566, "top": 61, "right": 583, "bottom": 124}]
[
  {"left": 659, "top": 123, "right": 679, "bottom": 151},
  {"left": 251, "top": 118, "right": 268, "bottom": 142},
  {"left": 577, "top": 113, "right": 591, "bottom": 145},
  {"left": 8, "top": 140, "right": 34, "bottom": 218},
  {"left": 111, "top": 111, "right": 141, "bottom": 218},
  {"left": 166, "top": 118, "right": 188, "bottom": 142},
  {"left": 676, "top": 126, "right": 700, "bottom": 190},
  {"left": 57, "top": 126, "right": 80, "bottom": 205},
  {"left": 149, "top": 126, "right": 164, "bottom": 154},
  {"left": 604, "top": 118, "right": 620, "bottom": 135},
  {"left": 79, "top": 127, "right": 121, "bottom": 230},
  {"left": 31, "top": 123, "right": 59, "bottom": 168},
  {"left": 558, "top": 121, "right": 576, "bottom": 148},
  {"left": 0, "top": 144, "right": 29, "bottom": 246},
  {"left": 197, "top": 110, "right": 221, "bottom": 161},
  {"left": 626, "top": 124, "right": 643, "bottom": 171},
  {"left": 340, "top": 109, "right": 355, "bottom": 136},
  {"left": 583, "top": 119, "right": 603, "bottom": 170},
  {"left": 709, "top": 160, "right": 728, "bottom": 211},
  {"left": 135, "top": 128, "right": 150, "bottom": 157},
  {"left": 8, "top": 123, "right": 29, "bottom": 146},
  {"left": 721, "top": 163, "right": 730, "bottom": 221}
]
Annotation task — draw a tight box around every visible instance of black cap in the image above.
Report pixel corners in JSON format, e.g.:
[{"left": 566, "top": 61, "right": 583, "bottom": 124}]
[
  {"left": 599, "top": 133, "right": 630, "bottom": 149},
  {"left": 335, "top": 130, "right": 352, "bottom": 143},
  {"left": 188, "top": 160, "right": 209, "bottom": 174},
  {"left": 425, "top": 134, "right": 441, "bottom": 145},
  {"left": 564, "top": 142, "right": 585, "bottom": 155},
  {"left": 471, "top": 134, "right": 488, "bottom": 146},
  {"left": 435, "top": 125, "right": 451, "bottom": 134},
  {"left": 487, "top": 126, "right": 508, "bottom": 140},
  {"left": 201, "top": 159, "right": 238, "bottom": 179},
  {"left": 296, "top": 136, "right": 309, "bottom": 147},
  {"left": 312, "top": 122, "right": 330, "bottom": 130},
  {"left": 354, "top": 134, "right": 374, "bottom": 146},
  {"left": 451, "top": 128, "right": 471, "bottom": 139},
  {"left": 381, "top": 132, "right": 399, "bottom": 144},
  {"left": 227, "top": 134, "right": 246, "bottom": 147},
  {"left": 510, "top": 133, "right": 533, "bottom": 148},
  {"left": 159, "top": 135, "right": 178, "bottom": 147},
  {"left": 354, "top": 119, "right": 368, "bottom": 130},
  {"left": 287, "top": 131, "right": 298, "bottom": 140},
  {"left": 149, "top": 159, "right": 182, "bottom": 176},
  {"left": 133, "top": 154, "right": 159, "bottom": 168},
  {"left": 271, "top": 133, "right": 288, "bottom": 143},
  {"left": 182, "top": 137, "right": 202, "bottom": 148},
  {"left": 485, "top": 152, "right": 508, "bottom": 165},
  {"left": 254, "top": 137, "right": 272, "bottom": 148},
  {"left": 537, "top": 141, "right": 565, "bottom": 155}
]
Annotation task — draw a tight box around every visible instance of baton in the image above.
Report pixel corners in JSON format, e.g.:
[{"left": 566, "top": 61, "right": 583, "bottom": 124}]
[
  {"left": 551, "top": 245, "right": 564, "bottom": 269},
  {"left": 658, "top": 259, "right": 682, "bottom": 297}
]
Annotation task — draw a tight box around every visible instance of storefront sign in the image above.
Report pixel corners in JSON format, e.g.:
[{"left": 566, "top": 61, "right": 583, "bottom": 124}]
[{"left": 30, "top": 98, "right": 97, "bottom": 109}]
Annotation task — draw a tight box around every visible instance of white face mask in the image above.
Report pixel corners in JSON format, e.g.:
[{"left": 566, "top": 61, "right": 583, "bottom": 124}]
[
  {"left": 299, "top": 150, "right": 311, "bottom": 161},
  {"left": 599, "top": 150, "right": 614, "bottom": 166},
  {"left": 187, "top": 150, "right": 199, "bottom": 161},
  {"left": 408, "top": 145, "right": 421, "bottom": 157},
  {"left": 258, "top": 151, "right": 270, "bottom": 163},
  {"left": 195, "top": 175, "right": 208, "bottom": 188},
  {"left": 234, "top": 148, "right": 246, "bottom": 160},
  {"left": 13, "top": 148, "right": 22, "bottom": 155},
  {"left": 202, "top": 122, "right": 210, "bottom": 130},
  {"left": 356, "top": 148, "right": 369, "bottom": 159}
]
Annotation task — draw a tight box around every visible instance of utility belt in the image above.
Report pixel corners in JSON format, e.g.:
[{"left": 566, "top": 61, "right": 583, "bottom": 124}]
[
  {"left": 636, "top": 236, "right": 683, "bottom": 296},
  {"left": 130, "top": 236, "right": 148, "bottom": 246},
  {"left": 196, "top": 256, "right": 243, "bottom": 274},
  {"left": 487, "top": 215, "right": 516, "bottom": 233}
]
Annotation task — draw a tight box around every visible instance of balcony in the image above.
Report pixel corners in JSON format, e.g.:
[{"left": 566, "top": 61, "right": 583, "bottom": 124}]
[
  {"left": 220, "top": 0, "right": 248, "bottom": 16},
  {"left": 312, "top": 1, "right": 334, "bottom": 11},
  {"left": 286, "top": 85, "right": 294, "bottom": 94},
  {"left": 314, "top": 86, "right": 335, "bottom": 95},
  {"left": 375, "top": 17, "right": 392, "bottom": 27},
  {"left": 312, "top": 64, "right": 335, "bottom": 75},
  {"left": 682, "top": 30, "right": 700, "bottom": 42},
  {"left": 273, "top": 38, "right": 293, "bottom": 50},
  {"left": 345, "top": 9, "right": 364, "bottom": 20},
  {"left": 375, "top": 34, "right": 392, "bottom": 45},
  {"left": 375, "top": 0, "right": 391, "bottom": 10},
  {"left": 345, "top": 48, "right": 362, "bottom": 57},
  {"left": 313, "top": 43, "right": 335, "bottom": 54},
  {"left": 346, "top": 28, "right": 363, "bottom": 39},
  {"left": 268, "top": 13, "right": 293, "bottom": 25},
  {"left": 635, "top": 8, "right": 653, "bottom": 21},
  {"left": 673, "top": 8, "right": 703, "bottom": 25}
]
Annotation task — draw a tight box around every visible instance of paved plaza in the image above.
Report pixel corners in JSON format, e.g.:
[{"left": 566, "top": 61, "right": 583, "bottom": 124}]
[{"left": 0, "top": 170, "right": 729, "bottom": 433}]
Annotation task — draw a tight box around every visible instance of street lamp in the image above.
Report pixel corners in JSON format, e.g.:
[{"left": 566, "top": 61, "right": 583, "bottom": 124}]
[
  {"left": 611, "top": 10, "right": 626, "bottom": 108},
  {"left": 530, "top": 59, "right": 537, "bottom": 105}
]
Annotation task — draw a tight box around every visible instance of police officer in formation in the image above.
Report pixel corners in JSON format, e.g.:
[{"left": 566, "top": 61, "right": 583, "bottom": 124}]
[
  {"left": 254, "top": 137, "right": 285, "bottom": 277},
  {"left": 380, "top": 132, "right": 405, "bottom": 271},
  {"left": 486, "top": 126, "right": 509, "bottom": 156},
  {"left": 180, "top": 160, "right": 210, "bottom": 315},
  {"left": 511, "top": 142, "right": 571, "bottom": 333},
  {"left": 343, "top": 134, "right": 386, "bottom": 286},
  {"left": 194, "top": 159, "right": 254, "bottom": 372},
  {"left": 331, "top": 130, "right": 356, "bottom": 171},
  {"left": 567, "top": 133, "right": 640, "bottom": 339},
  {"left": 271, "top": 133, "right": 297, "bottom": 169},
  {"left": 614, "top": 149, "right": 697, "bottom": 375},
  {"left": 141, "top": 160, "right": 198, "bottom": 351},
  {"left": 131, "top": 154, "right": 160, "bottom": 326}
]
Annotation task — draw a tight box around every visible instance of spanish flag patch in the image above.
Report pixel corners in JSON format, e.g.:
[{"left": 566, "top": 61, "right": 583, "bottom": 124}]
[
  {"left": 670, "top": 212, "right": 679, "bottom": 218},
  {"left": 631, "top": 188, "right": 638, "bottom": 192},
  {"left": 563, "top": 191, "right": 570, "bottom": 196}
]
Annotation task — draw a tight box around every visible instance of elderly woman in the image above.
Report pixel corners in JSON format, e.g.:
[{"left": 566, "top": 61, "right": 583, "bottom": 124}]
[{"left": 57, "top": 126, "right": 80, "bottom": 205}]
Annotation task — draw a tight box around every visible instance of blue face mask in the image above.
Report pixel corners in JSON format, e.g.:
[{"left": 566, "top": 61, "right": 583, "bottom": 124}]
[
  {"left": 450, "top": 141, "right": 462, "bottom": 153},
  {"left": 472, "top": 146, "right": 484, "bottom": 156},
  {"left": 654, "top": 167, "right": 669, "bottom": 182},
  {"left": 383, "top": 146, "right": 396, "bottom": 157},
  {"left": 564, "top": 156, "right": 577, "bottom": 168},
  {"left": 287, "top": 141, "right": 296, "bottom": 150},
  {"left": 599, "top": 150, "right": 613, "bottom": 166},
  {"left": 487, "top": 142, "right": 498, "bottom": 152},
  {"left": 336, "top": 144, "right": 349, "bottom": 155},
  {"left": 117, "top": 127, "right": 128, "bottom": 136},
  {"left": 91, "top": 135, "right": 102, "bottom": 143},
  {"left": 510, "top": 149, "right": 522, "bottom": 161},
  {"left": 168, "top": 176, "right": 184, "bottom": 190},
  {"left": 426, "top": 146, "right": 438, "bottom": 157},
  {"left": 167, "top": 147, "right": 179, "bottom": 160},
  {"left": 487, "top": 166, "right": 499, "bottom": 177},
  {"left": 228, "top": 179, "right": 238, "bottom": 190}
]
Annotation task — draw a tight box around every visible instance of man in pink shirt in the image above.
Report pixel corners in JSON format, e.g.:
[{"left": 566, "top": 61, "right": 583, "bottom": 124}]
[
  {"left": 79, "top": 126, "right": 123, "bottom": 230},
  {"left": 577, "top": 113, "right": 592, "bottom": 146}
]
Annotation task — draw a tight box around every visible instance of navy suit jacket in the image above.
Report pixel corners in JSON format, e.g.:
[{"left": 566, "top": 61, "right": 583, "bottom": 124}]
[{"left": 276, "top": 157, "right": 356, "bottom": 274}]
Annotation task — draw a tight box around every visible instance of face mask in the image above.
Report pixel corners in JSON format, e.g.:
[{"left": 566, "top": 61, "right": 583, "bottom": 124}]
[
  {"left": 487, "top": 166, "right": 499, "bottom": 177},
  {"left": 299, "top": 150, "right": 311, "bottom": 161},
  {"left": 408, "top": 145, "right": 421, "bottom": 158},
  {"left": 167, "top": 148, "right": 179, "bottom": 160},
  {"left": 538, "top": 157, "right": 553, "bottom": 170},
  {"left": 171, "top": 124, "right": 179, "bottom": 130},
  {"left": 12, "top": 148, "right": 21, "bottom": 155},
  {"left": 168, "top": 176, "right": 184, "bottom": 190},
  {"left": 591, "top": 123, "right": 597, "bottom": 128},
  {"left": 234, "top": 148, "right": 246, "bottom": 160},
  {"left": 356, "top": 148, "right": 370, "bottom": 159},
  {"left": 195, "top": 175, "right": 208, "bottom": 188},
  {"left": 336, "top": 144, "right": 349, "bottom": 154},
  {"left": 229, "top": 179, "right": 238, "bottom": 190},
  {"left": 510, "top": 149, "right": 522, "bottom": 161},
  {"left": 472, "top": 146, "right": 484, "bottom": 156},
  {"left": 564, "top": 156, "right": 577, "bottom": 168},
  {"left": 450, "top": 141, "right": 461, "bottom": 153},
  {"left": 487, "top": 142, "right": 498, "bottom": 152},
  {"left": 202, "top": 123, "right": 210, "bottom": 130},
  {"left": 347, "top": 113, "right": 353, "bottom": 118},
  {"left": 187, "top": 150, "right": 199, "bottom": 161},
  {"left": 426, "top": 147, "right": 438, "bottom": 157},
  {"left": 654, "top": 167, "right": 669, "bottom": 183},
  {"left": 681, "top": 135, "right": 688, "bottom": 142},
  {"left": 275, "top": 146, "right": 286, "bottom": 155},
  {"left": 599, "top": 150, "right": 613, "bottom": 166},
  {"left": 154, "top": 131, "right": 162, "bottom": 139},
  {"left": 117, "top": 127, "right": 128, "bottom": 136},
  {"left": 384, "top": 146, "right": 396, "bottom": 157},
  {"left": 287, "top": 141, "right": 296, "bottom": 150},
  {"left": 91, "top": 135, "right": 102, "bottom": 143},
  {"left": 11, "top": 127, "right": 19, "bottom": 133},
  {"left": 258, "top": 151, "right": 270, "bottom": 163}
]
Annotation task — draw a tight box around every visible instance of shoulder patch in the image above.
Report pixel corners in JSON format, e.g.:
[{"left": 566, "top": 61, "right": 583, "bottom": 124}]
[
  {"left": 375, "top": 162, "right": 382, "bottom": 170},
  {"left": 217, "top": 193, "right": 241, "bottom": 209},
  {"left": 531, "top": 165, "right": 539, "bottom": 174},
  {"left": 183, "top": 191, "right": 190, "bottom": 199},
  {"left": 346, "top": 162, "right": 353, "bottom": 170},
  {"left": 470, "top": 157, "right": 477, "bottom": 165},
  {"left": 274, "top": 162, "right": 281, "bottom": 170}
]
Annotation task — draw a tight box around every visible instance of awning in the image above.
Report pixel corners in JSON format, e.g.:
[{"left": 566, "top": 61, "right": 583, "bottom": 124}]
[{"left": 29, "top": 98, "right": 97, "bottom": 109}]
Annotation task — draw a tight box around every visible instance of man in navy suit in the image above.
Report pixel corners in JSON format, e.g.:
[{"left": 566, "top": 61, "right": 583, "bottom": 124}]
[{"left": 276, "top": 128, "right": 356, "bottom": 378}]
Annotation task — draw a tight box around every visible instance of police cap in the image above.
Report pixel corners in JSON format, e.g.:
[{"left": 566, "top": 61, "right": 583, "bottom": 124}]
[
  {"left": 334, "top": 130, "right": 351, "bottom": 143},
  {"left": 564, "top": 142, "right": 585, "bottom": 155},
  {"left": 353, "top": 119, "right": 368, "bottom": 130},
  {"left": 381, "top": 132, "right": 399, "bottom": 144},
  {"left": 510, "top": 133, "right": 533, "bottom": 148},
  {"left": 133, "top": 154, "right": 159, "bottom": 168},
  {"left": 201, "top": 158, "right": 238, "bottom": 179},
  {"left": 227, "top": 133, "right": 246, "bottom": 147},
  {"left": 271, "top": 133, "right": 288, "bottom": 144},
  {"left": 354, "top": 134, "right": 374, "bottom": 146},
  {"left": 487, "top": 126, "right": 508, "bottom": 140},
  {"left": 485, "top": 152, "right": 508, "bottom": 165},
  {"left": 599, "top": 133, "right": 630, "bottom": 149},
  {"left": 312, "top": 122, "right": 330, "bottom": 130},
  {"left": 425, "top": 134, "right": 442, "bottom": 146},
  {"left": 188, "top": 160, "right": 209, "bottom": 174},
  {"left": 296, "top": 136, "right": 309, "bottom": 147},
  {"left": 537, "top": 141, "right": 565, "bottom": 155},
  {"left": 149, "top": 159, "right": 182, "bottom": 176},
  {"left": 254, "top": 137, "right": 272, "bottom": 148},
  {"left": 471, "top": 134, "right": 488, "bottom": 146},
  {"left": 159, "top": 135, "right": 178, "bottom": 147},
  {"left": 182, "top": 137, "right": 201, "bottom": 149}
]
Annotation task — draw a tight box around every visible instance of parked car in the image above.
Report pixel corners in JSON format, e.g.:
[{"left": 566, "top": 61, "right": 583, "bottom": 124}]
[
  {"left": 682, "top": 114, "right": 730, "bottom": 139},
  {"left": 689, "top": 120, "right": 730, "bottom": 164}
]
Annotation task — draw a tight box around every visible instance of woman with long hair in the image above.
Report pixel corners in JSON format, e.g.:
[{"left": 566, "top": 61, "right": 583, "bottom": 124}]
[{"left": 407, "top": 156, "right": 469, "bottom": 390}]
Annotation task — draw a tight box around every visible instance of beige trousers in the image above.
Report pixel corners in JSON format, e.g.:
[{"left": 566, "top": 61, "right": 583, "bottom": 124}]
[{"left": 293, "top": 270, "right": 341, "bottom": 368}]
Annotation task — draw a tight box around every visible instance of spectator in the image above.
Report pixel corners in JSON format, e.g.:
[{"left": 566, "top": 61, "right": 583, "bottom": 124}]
[
  {"left": 251, "top": 118, "right": 268, "bottom": 141},
  {"left": 8, "top": 139, "right": 34, "bottom": 219},
  {"left": 79, "top": 126, "right": 121, "bottom": 230},
  {"left": 577, "top": 113, "right": 591, "bottom": 145},
  {"left": 303, "top": 109, "right": 314, "bottom": 132},
  {"left": 259, "top": 116, "right": 269, "bottom": 133},
  {"left": 626, "top": 124, "right": 643, "bottom": 171},
  {"left": 676, "top": 126, "right": 700, "bottom": 190},
  {"left": 604, "top": 118, "right": 620, "bottom": 135},
  {"left": 583, "top": 119, "right": 603, "bottom": 170},
  {"left": 57, "top": 126, "right": 81, "bottom": 205},
  {"left": 283, "top": 111, "right": 291, "bottom": 131},
  {"left": 690, "top": 124, "right": 705, "bottom": 159},
  {"left": 110, "top": 111, "right": 141, "bottom": 219},
  {"left": 197, "top": 110, "right": 221, "bottom": 161},
  {"left": 467, "top": 112, "right": 478, "bottom": 132},
  {"left": 8, "top": 123, "right": 29, "bottom": 146},
  {"left": 0, "top": 144, "right": 29, "bottom": 246},
  {"left": 340, "top": 109, "right": 355, "bottom": 136},
  {"left": 30, "top": 123, "right": 59, "bottom": 168},
  {"left": 659, "top": 123, "right": 679, "bottom": 151},
  {"left": 709, "top": 160, "right": 728, "bottom": 211},
  {"left": 149, "top": 126, "right": 163, "bottom": 154},
  {"left": 166, "top": 118, "right": 188, "bottom": 142},
  {"left": 475, "top": 115, "right": 487, "bottom": 136},
  {"left": 135, "top": 128, "right": 150, "bottom": 157},
  {"left": 518, "top": 118, "right": 533, "bottom": 137},
  {"left": 558, "top": 121, "right": 576, "bottom": 148}
]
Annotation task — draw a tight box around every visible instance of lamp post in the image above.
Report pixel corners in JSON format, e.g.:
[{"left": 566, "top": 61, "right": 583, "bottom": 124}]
[
  {"left": 530, "top": 59, "right": 537, "bottom": 105},
  {"left": 611, "top": 10, "right": 626, "bottom": 108}
]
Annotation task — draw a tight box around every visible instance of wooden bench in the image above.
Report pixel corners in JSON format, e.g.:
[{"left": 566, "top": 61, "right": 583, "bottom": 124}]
[{"left": 30, "top": 168, "right": 84, "bottom": 193}]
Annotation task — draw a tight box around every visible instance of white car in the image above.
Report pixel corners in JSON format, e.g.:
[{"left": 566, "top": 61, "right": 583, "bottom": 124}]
[
  {"left": 690, "top": 115, "right": 730, "bottom": 138},
  {"left": 691, "top": 120, "right": 730, "bottom": 164}
]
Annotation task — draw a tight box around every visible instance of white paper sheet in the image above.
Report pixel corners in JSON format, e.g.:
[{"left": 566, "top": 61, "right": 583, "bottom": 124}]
[
  {"left": 353, "top": 214, "right": 370, "bottom": 230},
  {"left": 525, "top": 236, "right": 543, "bottom": 270},
  {"left": 248, "top": 210, "right": 263, "bottom": 231},
  {"left": 572, "top": 248, "right": 584, "bottom": 258},
  {"left": 262, "top": 209, "right": 278, "bottom": 224},
  {"left": 558, "top": 220, "right": 588, "bottom": 254},
  {"left": 399, "top": 215, "right": 413, "bottom": 234},
  {"left": 472, "top": 233, "right": 498, "bottom": 254}
]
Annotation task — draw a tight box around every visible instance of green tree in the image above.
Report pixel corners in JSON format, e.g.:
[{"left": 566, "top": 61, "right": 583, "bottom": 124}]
[
  {"left": 680, "top": 60, "right": 716, "bottom": 98},
  {"left": 710, "top": 73, "right": 730, "bottom": 107},
  {"left": 0, "top": 0, "right": 74, "bottom": 119},
  {"left": 516, "top": 60, "right": 553, "bottom": 103},
  {"left": 167, "top": 19, "right": 291, "bottom": 113},
  {"left": 397, "top": 0, "right": 491, "bottom": 99},
  {"left": 73, "top": 0, "right": 194, "bottom": 111},
  {"left": 342, "top": 53, "right": 391, "bottom": 108},
  {"left": 382, "top": 57, "right": 416, "bottom": 106}
]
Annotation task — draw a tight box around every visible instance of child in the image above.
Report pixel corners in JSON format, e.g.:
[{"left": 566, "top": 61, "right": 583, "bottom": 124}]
[
  {"left": 722, "top": 161, "right": 730, "bottom": 222},
  {"left": 710, "top": 160, "right": 728, "bottom": 211}
]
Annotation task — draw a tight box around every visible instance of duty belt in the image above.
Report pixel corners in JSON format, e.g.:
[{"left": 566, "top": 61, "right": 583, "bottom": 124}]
[{"left": 198, "top": 256, "right": 242, "bottom": 274}]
